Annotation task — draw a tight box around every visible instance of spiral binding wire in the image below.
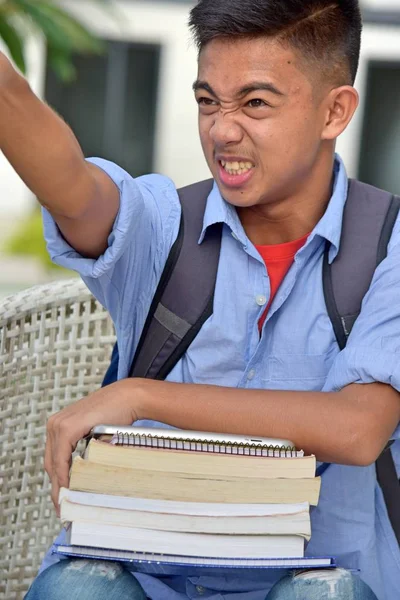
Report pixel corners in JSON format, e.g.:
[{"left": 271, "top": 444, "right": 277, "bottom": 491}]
[{"left": 112, "top": 431, "right": 302, "bottom": 457}]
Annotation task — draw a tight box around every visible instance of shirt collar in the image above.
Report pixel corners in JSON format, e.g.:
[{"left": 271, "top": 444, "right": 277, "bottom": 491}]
[
  {"left": 199, "top": 179, "right": 247, "bottom": 246},
  {"left": 199, "top": 153, "right": 349, "bottom": 263},
  {"left": 309, "top": 154, "right": 349, "bottom": 263}
]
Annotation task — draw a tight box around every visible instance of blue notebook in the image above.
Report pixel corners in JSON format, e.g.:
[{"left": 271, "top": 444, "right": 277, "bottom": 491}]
[{"left": 54, "top": 545, "right": 336, "bottom": 576}]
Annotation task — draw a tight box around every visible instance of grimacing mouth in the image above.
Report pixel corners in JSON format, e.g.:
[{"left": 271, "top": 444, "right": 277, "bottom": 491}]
[{"left": 219, "top": 160, "right": 255, "bottom": 176}]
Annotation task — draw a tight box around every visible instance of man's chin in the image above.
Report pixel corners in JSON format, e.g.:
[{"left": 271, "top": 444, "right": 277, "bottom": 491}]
[{"left": 215, "top": 183, "right": 260, "bottom": 208}]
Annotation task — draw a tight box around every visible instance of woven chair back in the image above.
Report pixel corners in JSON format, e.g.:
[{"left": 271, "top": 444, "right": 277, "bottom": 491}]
[{"left": 0, "top": 279, "right": 115, "bottom": 599}]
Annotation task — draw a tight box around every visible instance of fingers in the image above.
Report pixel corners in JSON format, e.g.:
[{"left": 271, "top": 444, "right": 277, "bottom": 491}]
[
  {"left": 51, "top": 450, "right": 72, "bottom": 517},
  {"left": 44, "top": 381, "right": 139, "bottom": 515},
  {"left": 46, "top": 412, "right": 78, "bottom": 515}
]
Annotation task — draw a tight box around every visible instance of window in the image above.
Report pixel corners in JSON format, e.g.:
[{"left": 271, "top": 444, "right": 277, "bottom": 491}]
[
  {"left": 358, "top": 61, "right": 400, "bottom": 195},
  {"left": 45, "top": 41, "right": 161, "bottom": 177}
]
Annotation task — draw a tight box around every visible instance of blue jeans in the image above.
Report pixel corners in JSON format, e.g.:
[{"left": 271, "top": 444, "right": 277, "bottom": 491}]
[
  {"left": 24, "top": 560, "right": 146, "bottom": 600},
  {"left": 266, "top": 568, "right": 378, "bottom": 599},
  {"left": 25, "top": 560, "right": 378, "bottom": 600}
]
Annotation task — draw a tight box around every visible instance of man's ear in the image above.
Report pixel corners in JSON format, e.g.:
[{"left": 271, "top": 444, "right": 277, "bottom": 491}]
[{"left": 321, "top": 86, "right": 359, "bottom": 140}]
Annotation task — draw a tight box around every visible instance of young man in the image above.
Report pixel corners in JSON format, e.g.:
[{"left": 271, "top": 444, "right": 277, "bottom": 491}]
[{"left": 1, "top": 1, "right": 399, "bottom": 598}]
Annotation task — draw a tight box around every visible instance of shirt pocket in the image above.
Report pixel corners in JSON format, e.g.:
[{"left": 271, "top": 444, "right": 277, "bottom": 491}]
[{"left": 264, "top": 354, "right": 329, "bottom": 391}]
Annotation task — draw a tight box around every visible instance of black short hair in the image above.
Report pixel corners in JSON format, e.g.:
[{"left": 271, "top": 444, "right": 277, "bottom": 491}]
[{"left": 189, "top": 0, "right": 362, "bottom": 85}]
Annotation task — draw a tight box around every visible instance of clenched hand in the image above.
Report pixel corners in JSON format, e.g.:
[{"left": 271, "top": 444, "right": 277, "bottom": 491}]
[{"left": 45, "top": 379, "right": 142, "bottom": 514}]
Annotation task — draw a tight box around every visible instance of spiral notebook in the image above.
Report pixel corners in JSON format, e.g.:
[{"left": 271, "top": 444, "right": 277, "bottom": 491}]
[
  {"left": 90, "top": 425, "right": 304, "bottom": 458},
  {"left": 54, "top": 545, "right": 336, "bottom": 574}
]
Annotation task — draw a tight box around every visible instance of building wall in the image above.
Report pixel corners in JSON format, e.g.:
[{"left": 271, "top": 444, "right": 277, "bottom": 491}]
[
  {"left": 364, "top": 0, "right": 400, "bottom": 9},
  {"left": 1, "top": 0, "right": 400, "bottom": 219},
  {"left": 0, "top": 35, "right": 47, "bottom": 219},
  {"left": 0, "top": 0, "right": 206, "bottom": 219},
  {"left": 338, "top": 23, "right": 400, "bottom": 178}
]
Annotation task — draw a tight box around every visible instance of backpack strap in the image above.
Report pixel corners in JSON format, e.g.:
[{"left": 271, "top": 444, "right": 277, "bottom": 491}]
[
  {"left": 129, "top": 179, "right": 221, "bottom": 380},
  {"left": 376, "top": 443, "right": 400, "bottom": 544},
  {"left": 323, "top": 179, "right": 400, "bottom": 350},
  {"left": 323, "top": 178, "right": 400, "bottom": 545}
]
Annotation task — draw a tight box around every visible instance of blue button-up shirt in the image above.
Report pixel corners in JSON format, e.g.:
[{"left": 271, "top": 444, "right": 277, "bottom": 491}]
[{"left": 41, "top": 155, "right": 400, "bottom": 600}]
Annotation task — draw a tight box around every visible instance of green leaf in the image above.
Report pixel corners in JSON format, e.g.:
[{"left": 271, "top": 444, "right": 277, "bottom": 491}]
[
  {"left": 4, "top": 208, "right": 66, "bottom": 271},
  {"left": 47, "top": 46, "right": 76, "bottom": 82},
  {"left": 2, "top": 0, "right": 111, "bottom": 81},
  {"left": 36, "top": 1, "right": 105, "bottom": 53},
  {"left": 13, "top": 0, "right": 104, "bottom": 54},
  {"left": 0, "top": 16, "right": 26, "bottom": 73}
]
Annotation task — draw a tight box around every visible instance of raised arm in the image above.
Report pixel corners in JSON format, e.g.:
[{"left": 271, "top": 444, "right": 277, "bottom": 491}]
[{"left": 0, "top": 53, "right": 119, "bottom": 258}]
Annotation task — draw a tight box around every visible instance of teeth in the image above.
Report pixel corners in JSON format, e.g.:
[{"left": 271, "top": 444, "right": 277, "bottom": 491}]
[{"left": 220, "top": 160, "right": 253, "bottom": 175}]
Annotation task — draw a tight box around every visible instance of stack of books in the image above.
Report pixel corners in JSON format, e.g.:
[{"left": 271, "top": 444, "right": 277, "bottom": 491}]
[{"left": 56, "top": 428, "right": 331, "bottom": 571}]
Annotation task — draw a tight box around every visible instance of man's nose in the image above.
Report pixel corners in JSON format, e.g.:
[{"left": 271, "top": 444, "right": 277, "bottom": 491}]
[{"left": 209, "top": 111, "right": 244, "bottom": 146}]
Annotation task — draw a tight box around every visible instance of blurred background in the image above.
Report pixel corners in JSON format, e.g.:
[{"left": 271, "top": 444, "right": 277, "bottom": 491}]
[{"left": 0, "top": 0, "right": 399, "bottom": 298}]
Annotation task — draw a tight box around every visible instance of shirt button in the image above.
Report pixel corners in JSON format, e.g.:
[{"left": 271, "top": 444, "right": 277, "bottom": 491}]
[
  {"left": 231, "top": 231, "right": 239, "bottom": 241},
  {"left": 256, "top": 294, "right": 267, "bottom": 306},
  {"left": 196, "top": 585, "right": 205, "bottom": 595},
  {"left": 247, "top": 369, "right": 256, "bottom": 380}
]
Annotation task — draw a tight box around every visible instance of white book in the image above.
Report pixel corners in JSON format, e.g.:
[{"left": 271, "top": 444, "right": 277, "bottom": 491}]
[
  {"left": 66, "top": 521, "right": 305, "bottom": 559},
  {"left": 59, "top": 488, "right": 309, "bottom": 517},
  {"left": 60, "top": 497, "right": 310, "bottom": 537}
]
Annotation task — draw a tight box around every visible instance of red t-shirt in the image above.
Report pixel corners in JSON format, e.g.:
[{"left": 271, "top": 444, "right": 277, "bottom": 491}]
[{"left": 256, "top": 233, "right": 309, "bottom": 331}]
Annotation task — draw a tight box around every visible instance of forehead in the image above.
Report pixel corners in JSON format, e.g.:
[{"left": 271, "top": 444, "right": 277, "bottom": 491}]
[{"left": 197, "top": 37, "right": 310, "bottom": 96}]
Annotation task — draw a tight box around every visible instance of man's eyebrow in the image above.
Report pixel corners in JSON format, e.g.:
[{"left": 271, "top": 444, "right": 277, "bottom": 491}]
[
  {"left": 237, "top": 82, "right": 285, "bottom": 97},
  {"left": 192, "top": 80, "right": 285, "bottom": 98},
  {"left": 192, "top": 80, "right": 216, "bottom": 96}
]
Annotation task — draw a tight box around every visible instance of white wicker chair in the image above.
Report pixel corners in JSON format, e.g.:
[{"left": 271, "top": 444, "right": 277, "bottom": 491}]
[{"left": 0, "top": 279, "right": 116, "bottom": 599}]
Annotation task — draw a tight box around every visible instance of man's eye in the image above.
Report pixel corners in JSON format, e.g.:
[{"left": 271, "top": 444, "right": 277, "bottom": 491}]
[
  {"left": 197, "top": 97, "right": 217, "bottom": 106},
  {"left": 247, "top": 99, "right": 268, "bottom": 108}
]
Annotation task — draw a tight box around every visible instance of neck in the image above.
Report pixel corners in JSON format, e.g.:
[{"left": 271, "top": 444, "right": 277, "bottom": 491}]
[{"left": 237, "top": 151, "right": 336, "bottom": 246}]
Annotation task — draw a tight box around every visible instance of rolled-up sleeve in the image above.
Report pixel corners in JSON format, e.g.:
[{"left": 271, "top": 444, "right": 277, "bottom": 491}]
[
  {"left": 42, "top": 157, "right": 181, "bottom": 328},
  {"left": 323, "top": 214, "right": 400, "bottom": 438}
]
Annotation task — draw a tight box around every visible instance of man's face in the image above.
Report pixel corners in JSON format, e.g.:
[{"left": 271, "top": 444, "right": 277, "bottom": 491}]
[{"left": 195, "top": 37, "right": 329, "bottom": 209}]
